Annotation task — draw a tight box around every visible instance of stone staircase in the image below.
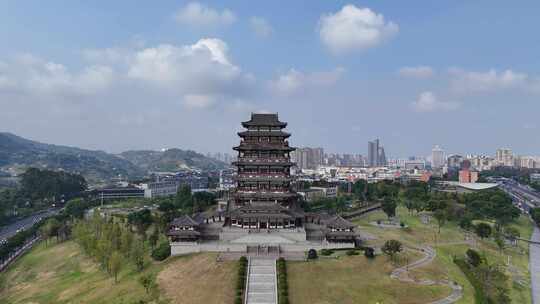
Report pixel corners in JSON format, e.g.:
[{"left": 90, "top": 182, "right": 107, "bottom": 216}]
[{"left": 245, "top": 257, "right": 277, "bottom": 304}]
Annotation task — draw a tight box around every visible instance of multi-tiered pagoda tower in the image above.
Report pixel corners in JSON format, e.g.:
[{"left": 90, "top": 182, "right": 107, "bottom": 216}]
[{"left": 226, "top": 113, "right": 303, "bottom": 229}]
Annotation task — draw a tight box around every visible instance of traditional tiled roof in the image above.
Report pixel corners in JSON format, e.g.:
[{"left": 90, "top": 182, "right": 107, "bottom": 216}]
[
  {"left": 237, "top": 130, "right": 291, "bottom": 137},
  {"left": 233, "top": 143, "right": 295, "bottom": 152},
  {"left": 170, "top": 215, "right": 200, "bottom": 227},
  {"left": 325, "top": 215, "right": 356, "bottom": 229},
  {"left": 241, "top": 113, "right": 287, "bottom": 128}
]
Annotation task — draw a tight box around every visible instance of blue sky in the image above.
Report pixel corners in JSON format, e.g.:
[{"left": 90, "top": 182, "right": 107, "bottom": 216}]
[{"left": 1, "top": 1, "right": 539, "bottom": 157}]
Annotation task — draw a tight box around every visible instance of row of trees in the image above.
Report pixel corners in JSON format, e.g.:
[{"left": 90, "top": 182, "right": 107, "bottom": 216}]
[{"left": 72, "top": 214, "right": 147, "bottom": 283}]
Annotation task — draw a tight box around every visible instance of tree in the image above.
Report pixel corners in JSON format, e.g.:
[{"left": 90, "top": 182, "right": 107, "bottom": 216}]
[
  {"left": 40, "top": 218, "right": 61, "bottom": 245},
  {"left": 381, "top": 240, "right": 402, "bottom": 261},
  {"left": 65, "top": 198, "right": 89, "bottom": 219},
  {"left": 128, "top": 209, "right": 153, "bottom": 240},
  {"left": 149, "top": 228, "right": 159, "bottom": 250},
  {"left": 433, "top": 209, "right": 447, "bottom": 234},
  {"left": 494, "top": 232, "right": 505, "bottom": 253},
  {"left": 381, "top": 197, "right": 397, "bottom": 219},
  {"left": 139, "top": 274, "right": 155, "bottom": 294},
  {"left": 466, "top": 249, "right": 482, "bottom": 267},
  {"left": 131, "top": 241, "right": 146, "bottom": 272},
  {"left": 175, "top": 184, "right": 193, "bottom": 211},
  {"left": 109, "top": 251, "right": 123, "bottom": 283},
  {"left": 475, "top": 223, "right": 492, "bottom": 239}
]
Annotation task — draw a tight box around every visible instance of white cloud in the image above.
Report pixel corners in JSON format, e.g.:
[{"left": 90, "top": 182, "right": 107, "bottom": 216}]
[
  {"left": 0, "top": 54, "right": 114, "bottom": 97},
  {"left": 183, "top": 94, "right": 216, "bottom": 109},
  {"left": 127, "top": 38, "right": 245, "bottom": 97},
  {"left": 449, "top": 68, "right": 531, "bottom": 93},
  {"left": 174, "top": 2, "right": 236, "bottom": 28},
  {"left": 270, "top": 67, "right": 345, "bottom": 95},
  {"left": 250, "top": 17, "right": 273, "bottom": 38},
  {"left": 411, "top": 91, "right": 460, "bottom": 112},
  {"left": 318, "top": 4, "right": 398, "bottom": 54},
  {"left": 398, "top": 66, "right": 434, "bottom": 78}
]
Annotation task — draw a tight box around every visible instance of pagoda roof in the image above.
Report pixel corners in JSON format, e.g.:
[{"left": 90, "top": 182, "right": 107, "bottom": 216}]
[
  {"left": 238, "top": 130, "right": 291, "bottom": 138},
  {"left": 242, "top": 113, "right": 287, "bottom": 128},
  {"left": 325, "top": 215, "right": 356, "bottom": 229},
  {"left": 170, "top": 215, "right": 200, "bottom": 227},
  {"left": 233, "top": 143, "right": 295, "bottom": 151}
]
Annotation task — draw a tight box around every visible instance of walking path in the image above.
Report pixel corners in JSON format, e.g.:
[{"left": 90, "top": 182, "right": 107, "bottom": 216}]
[
  {"left": 531, "top": 227, "right": 540, "bottom": 304},
  {"left": 245, "top": 257, "right": 277, "bottom": 304},
  {"left": 390, "top": 245, "right": 463, "bottom": 304}
]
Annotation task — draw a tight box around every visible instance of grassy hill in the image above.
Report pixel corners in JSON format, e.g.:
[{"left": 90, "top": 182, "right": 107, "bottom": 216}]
[
  {"left": 0, "top": 132, "right": 144, "bottom": 183},
  {"left": 119, "top": 148, "right": 228, "bottom": 172},
  {"left": 0, "top": 241, "right": 237, "bottom": 304}
]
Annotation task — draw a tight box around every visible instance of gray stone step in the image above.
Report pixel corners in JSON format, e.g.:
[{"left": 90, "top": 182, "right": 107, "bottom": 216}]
[{"left": 246, "top": 257, "right": 277, "bottom": 304}]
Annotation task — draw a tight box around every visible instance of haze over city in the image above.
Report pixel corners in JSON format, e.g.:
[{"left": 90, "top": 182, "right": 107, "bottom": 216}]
[{"left": 1, "top": 1, "right": 540, "bottom": 156}]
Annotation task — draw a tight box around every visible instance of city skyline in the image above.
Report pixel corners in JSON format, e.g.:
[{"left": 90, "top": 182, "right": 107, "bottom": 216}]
[{"left": 1, "top": 1, "right": 540, "bottom": 156}]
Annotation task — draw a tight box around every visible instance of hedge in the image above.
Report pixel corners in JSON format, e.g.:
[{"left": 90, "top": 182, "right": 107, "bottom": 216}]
[
  {"left": 277, "top": 258, "right": 289, "bottom": 304},
  {"left": 235, "top": 256, "right": 248, "bottom": 304}
]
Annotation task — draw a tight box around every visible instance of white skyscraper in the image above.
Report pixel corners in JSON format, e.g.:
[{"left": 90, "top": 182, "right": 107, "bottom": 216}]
[{"left": 431, "top": 145, "right": 445, "bottom": 169}]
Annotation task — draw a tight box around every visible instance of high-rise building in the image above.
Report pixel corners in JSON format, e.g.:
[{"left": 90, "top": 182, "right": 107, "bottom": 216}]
[
  {"left": 292, "top": 147, "right": 324, "bottom": 170},
  {"left": 368, "top": 139, "right": 379, "bottom": 167},
  {"left": 431, "top": 145, "right": 445, "bottom": 169},
  {"left": 378, "top": 146, "right": 387, "bottom": 166},
  {"left": 496, "top": 148, "right": 513, "bottom": 167},
  {"left": 368, "top": 139, "right": 387, "bottom": 167}
]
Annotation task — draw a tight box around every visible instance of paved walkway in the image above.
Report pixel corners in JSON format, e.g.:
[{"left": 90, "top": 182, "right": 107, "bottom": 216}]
[
  {"left": 391, "top": 246, "right": 463, "bottom": 304},
  {"left": 245, "top": 257, "right": 277, "bottom": 304},
  {"left": 531, "top": 227, "right": 540, "bottom": 304}
]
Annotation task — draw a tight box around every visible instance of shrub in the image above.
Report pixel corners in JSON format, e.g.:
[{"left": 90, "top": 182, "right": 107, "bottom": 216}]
[
  {"left": 346, "top": 249, "right": 359, "bottom": 256},
  {"left": 235, "top": 296, "right": 242, "bottom": 304},
  {"left": 364, "top": 247, "right": 375, "bottom": 258},
  {"left": 151, "top": 241, "right": 171, "bottom": 261},
  {"left": 400, "top": 221, "right": 405, "bottom": 228},
  {"left": 307, "top": 248, "right": 318, "bottom": 259},
  {"left": 320, "top": 249, "right": 333, "bottom": 256},
  {"left": 466, "top": 249, "right": 482, "bottom": 267}
]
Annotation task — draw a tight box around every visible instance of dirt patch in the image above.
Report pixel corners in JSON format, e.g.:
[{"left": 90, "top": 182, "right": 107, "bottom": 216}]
[{"left": 157, "top": 254, "right": 237, "bottom": 304}]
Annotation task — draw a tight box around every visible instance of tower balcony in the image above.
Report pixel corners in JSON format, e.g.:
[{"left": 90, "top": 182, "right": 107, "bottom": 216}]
[{"left": 233, "top": 157, "right": 294, "bottom": 166}]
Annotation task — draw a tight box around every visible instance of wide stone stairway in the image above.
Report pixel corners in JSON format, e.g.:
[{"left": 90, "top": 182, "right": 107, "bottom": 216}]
[{"left": 245, "top": 257, "right": 277, "bottom": 304}]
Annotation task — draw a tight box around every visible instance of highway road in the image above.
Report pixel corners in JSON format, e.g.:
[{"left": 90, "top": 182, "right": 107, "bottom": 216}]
[{"left": 0, "top": 209, "right": 60, "bottom": 242}]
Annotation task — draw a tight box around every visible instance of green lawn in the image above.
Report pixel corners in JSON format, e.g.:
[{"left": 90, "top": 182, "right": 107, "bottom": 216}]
[
  {"left": 288, "top": 254, "right": 451, "bottom": 304},
  {"left": 0, "top": 241, "right": 237, "bottom": 304},
  {"left": 352, "top": 206, "right": 534, "bottom": 304}
]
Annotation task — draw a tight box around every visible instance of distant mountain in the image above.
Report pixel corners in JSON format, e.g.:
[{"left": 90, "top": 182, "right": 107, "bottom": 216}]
[
  {"left": 119, "top": 148, "right": 228, "bottom": 172},
  {"left": 0, "top": 133, "right": 228, "bottom": 184},
  {"left": 0, "top": 132, "right": 144, "bottom": 183}
]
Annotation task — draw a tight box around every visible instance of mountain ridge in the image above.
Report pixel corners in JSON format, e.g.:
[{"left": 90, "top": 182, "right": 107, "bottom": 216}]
[{"left": 0, "top": 132, "right": 228, "bottom": 184}]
